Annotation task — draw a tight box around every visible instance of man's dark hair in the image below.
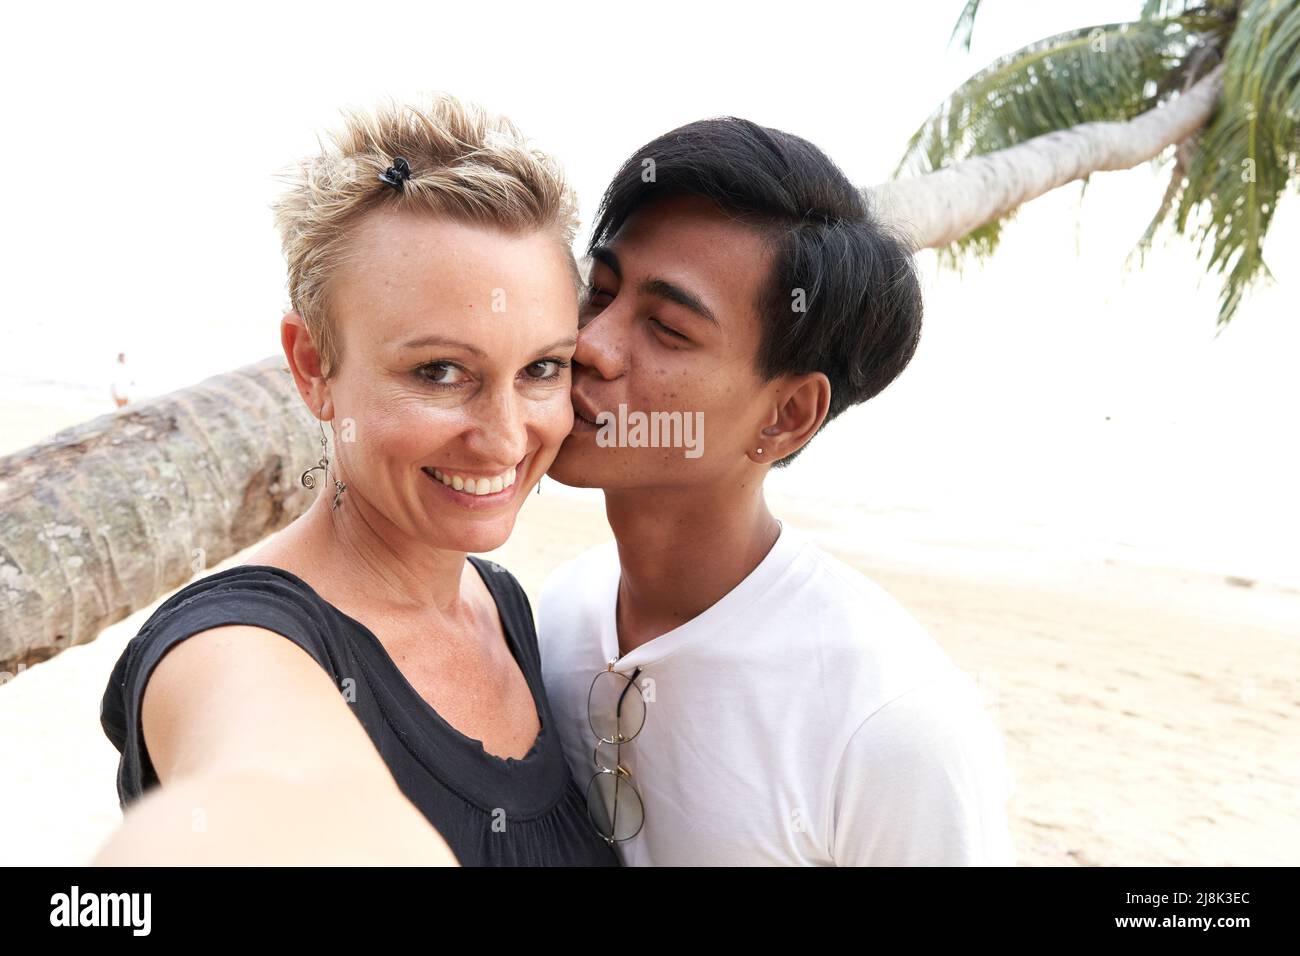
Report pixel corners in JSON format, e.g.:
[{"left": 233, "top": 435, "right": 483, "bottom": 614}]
[{"left": 587, "top": 117, "right": 923, "bottom": 467}]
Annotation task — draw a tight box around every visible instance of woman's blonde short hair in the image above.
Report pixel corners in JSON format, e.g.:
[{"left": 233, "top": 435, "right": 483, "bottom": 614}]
[{"left": 271, "top": 93, "right": 580, "bottom": 379}]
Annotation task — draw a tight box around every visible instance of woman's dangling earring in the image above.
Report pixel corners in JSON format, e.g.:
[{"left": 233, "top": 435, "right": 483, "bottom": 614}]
[{"left": 301, "top": 415, "right": 347, "bottom": 510}]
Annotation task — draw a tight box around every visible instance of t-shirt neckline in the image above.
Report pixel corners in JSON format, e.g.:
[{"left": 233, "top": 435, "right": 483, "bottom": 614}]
[{"left": 604, "top": 518, "right": 805, "bottom": 669}]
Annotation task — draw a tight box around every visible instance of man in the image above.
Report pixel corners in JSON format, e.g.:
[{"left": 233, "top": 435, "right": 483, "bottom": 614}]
[{"left": 537, "top": 117, "right": 1016, "bottom": 865}]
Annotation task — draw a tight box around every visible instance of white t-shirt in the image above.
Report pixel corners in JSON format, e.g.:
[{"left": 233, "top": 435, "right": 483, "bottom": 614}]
[{"left": 536, "top": 519, "right": 1017, "bottom": 866}]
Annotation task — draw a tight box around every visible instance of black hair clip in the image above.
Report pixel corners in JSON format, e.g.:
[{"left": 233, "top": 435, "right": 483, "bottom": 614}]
[{"left": 378, "top": 155, "right": 412, "bottom": 191}]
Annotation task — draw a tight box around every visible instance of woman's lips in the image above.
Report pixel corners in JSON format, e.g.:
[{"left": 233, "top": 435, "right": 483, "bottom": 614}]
[
  {"left": 430, "top": 465, "right": 517, "bottom": 494},
  {"left": 421, "top": 464, "right": 522, "bottom": 508}
]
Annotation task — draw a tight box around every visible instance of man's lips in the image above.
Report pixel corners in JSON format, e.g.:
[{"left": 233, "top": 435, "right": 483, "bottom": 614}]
[{"left": 570, "top": 390, "right": 603, "bottom": 429}]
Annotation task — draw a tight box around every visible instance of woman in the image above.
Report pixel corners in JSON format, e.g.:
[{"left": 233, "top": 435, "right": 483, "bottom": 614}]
[{"left": 94, "top": 94, "right": 618, "bottom": 866}]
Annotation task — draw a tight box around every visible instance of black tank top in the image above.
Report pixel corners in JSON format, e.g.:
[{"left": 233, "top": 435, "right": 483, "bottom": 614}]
[{"left": 99, "top": 557, "right": 619, "bottom": 867}]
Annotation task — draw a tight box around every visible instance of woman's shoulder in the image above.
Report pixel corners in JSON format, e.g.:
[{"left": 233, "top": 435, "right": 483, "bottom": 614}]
[
  {"left": 136, "top": 564, "right": 334, "bottom": 646},
  {"left": 99, "top": 564, "right": 348, "bottom": 806},
  {"left": 106, "top": 565, "right": 341, "bottom": 710},
  {"left": 153, "top": 562, "right": 317, "bottom": 605}
]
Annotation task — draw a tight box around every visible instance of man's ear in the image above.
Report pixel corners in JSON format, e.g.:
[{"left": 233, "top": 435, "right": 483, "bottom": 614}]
[
  {"left": 749, "top": 372, "right": 831, "bottom": 464},
  {"left": 281, "top": 311, "right": 332, "bottom": 420}
]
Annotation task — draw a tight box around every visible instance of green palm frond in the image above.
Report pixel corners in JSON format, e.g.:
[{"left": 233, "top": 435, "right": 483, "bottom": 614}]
[
  {"left": 936, "top": 215, "right": 1009, "bottom": 272},
  {"left": 1138, "top": 0, "right": 1218, "bottom": 21},
  {"left": 896, "top": 15, "right": 1225, "bottom": 180},
  {"left": 1131, "top": 138, "right": 1197, "bottom": 266},
  {"left": 1167, "top": 0, "right": 1300, "bottom": 327},
  {"left": 902, "top": 0, "right": 1300, "bottom": 328},
  {"left": 949, "top": 0, "right": 984, "bottom": 53}
]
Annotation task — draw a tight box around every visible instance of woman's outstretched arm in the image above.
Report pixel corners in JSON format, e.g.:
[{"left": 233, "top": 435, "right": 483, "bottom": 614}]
[
  {"left": 90, "top": 623, "right": 458, "bottom": 866},
  {"left": 90, "top": 766, "right": 457, "bottom": 865}
]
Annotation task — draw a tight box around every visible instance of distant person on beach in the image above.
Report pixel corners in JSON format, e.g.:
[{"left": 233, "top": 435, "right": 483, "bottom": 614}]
[
  {"left": 95, "top": 94, "right": 617, "bottom": 867},
  {"left": 109, "top": 352, "right": 135, "bottom": 408},
  {"left": 537, "top": 119, "right": 1018, "bottom": 865}
]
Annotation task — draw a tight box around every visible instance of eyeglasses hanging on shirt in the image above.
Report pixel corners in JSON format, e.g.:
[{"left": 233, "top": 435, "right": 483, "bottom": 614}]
[{"left": 586, "top": 661, "right": 645, "bottom": 843}]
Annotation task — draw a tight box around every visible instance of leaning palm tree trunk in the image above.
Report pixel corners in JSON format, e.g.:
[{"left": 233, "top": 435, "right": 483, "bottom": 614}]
[
  {"left": 0, "top": 64, "right": 1227, "bottom": 675},
  {"left": 871, "top": 63, "right": 1225, "bottom": 249},
  {"left": 0, "top": 358, "right": 317, "bottom": 673}
]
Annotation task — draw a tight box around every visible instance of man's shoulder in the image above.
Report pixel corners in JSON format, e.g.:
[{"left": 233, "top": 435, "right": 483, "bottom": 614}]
[
  {"left": 795, "top": 538, "right": 914, "bottom": 612},
  {"left": 789, "top": 539, "right": 949, "bottom": 671},
  {"left": 853, "top": 666, "right": 994, "bottom": 753}
]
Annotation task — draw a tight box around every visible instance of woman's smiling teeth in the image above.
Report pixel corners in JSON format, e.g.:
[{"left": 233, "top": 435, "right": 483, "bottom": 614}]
[{"left": 426, "top": 466, "right": 517, "bottom": 496}]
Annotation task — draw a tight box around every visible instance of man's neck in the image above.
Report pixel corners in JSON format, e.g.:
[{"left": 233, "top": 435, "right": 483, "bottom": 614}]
[{"left": 603, "top": 482, "right": 781, "bottom": 659}]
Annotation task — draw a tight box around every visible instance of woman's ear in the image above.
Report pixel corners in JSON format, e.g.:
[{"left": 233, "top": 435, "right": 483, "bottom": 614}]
[
  {"left": 281, "top": 311, "right": 331, "bottom": 418},
  {"left": 748, "top": 372, "right": 831, "bottom": 464}
]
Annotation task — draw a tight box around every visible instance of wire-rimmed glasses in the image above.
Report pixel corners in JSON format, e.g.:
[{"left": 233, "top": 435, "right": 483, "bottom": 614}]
[{"left": 585, "top": 660, "right": 645, "bottom": 844}]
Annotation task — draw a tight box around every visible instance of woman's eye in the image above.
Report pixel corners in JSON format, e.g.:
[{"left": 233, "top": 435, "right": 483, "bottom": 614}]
[
  {"left": 650, "top": 317, "right": 689, "bottom": 341},
  {"left": 522, "top": 358, "right": 571, "bottom": 380},
  {"left": 417, "top": 361, "right": 468, "bottom": 387}
]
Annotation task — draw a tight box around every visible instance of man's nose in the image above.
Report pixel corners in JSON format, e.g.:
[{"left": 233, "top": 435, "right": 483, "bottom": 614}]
[{"left": 574, "top": 312, "right": 625, "bottom": 380}]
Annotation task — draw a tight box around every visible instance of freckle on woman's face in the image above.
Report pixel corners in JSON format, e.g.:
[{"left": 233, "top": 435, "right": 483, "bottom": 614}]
[{"left": 323, "top": 207, "right": 578, "bottom": 553}]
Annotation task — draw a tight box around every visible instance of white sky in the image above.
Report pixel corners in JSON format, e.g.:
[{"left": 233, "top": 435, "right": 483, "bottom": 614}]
[{"left": 1, "top": 0, "right": 1296, "bottom": 584}]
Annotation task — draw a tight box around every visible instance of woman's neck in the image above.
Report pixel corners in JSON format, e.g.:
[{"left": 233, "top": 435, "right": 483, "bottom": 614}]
[{"left": 262, "top": 489, "right": 472, "bottom": 620}]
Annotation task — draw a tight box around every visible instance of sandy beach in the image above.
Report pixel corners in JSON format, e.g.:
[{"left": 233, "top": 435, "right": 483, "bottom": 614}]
[{"left": 1, "top": 419, "right": 1296, "bottom": 865}]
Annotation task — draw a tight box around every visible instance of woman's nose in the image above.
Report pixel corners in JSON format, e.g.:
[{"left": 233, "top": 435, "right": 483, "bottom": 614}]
[{"left": 468, "top": 389, "right": 530, "bottom": 465}]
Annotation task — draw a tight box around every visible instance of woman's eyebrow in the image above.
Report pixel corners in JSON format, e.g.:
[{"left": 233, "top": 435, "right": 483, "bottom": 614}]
[
  {"left": 401, "top": 334, "right": 486, "bottom": 356},
  {"left": 399, "top": 334, "right": 577, "bottom": 355}
]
